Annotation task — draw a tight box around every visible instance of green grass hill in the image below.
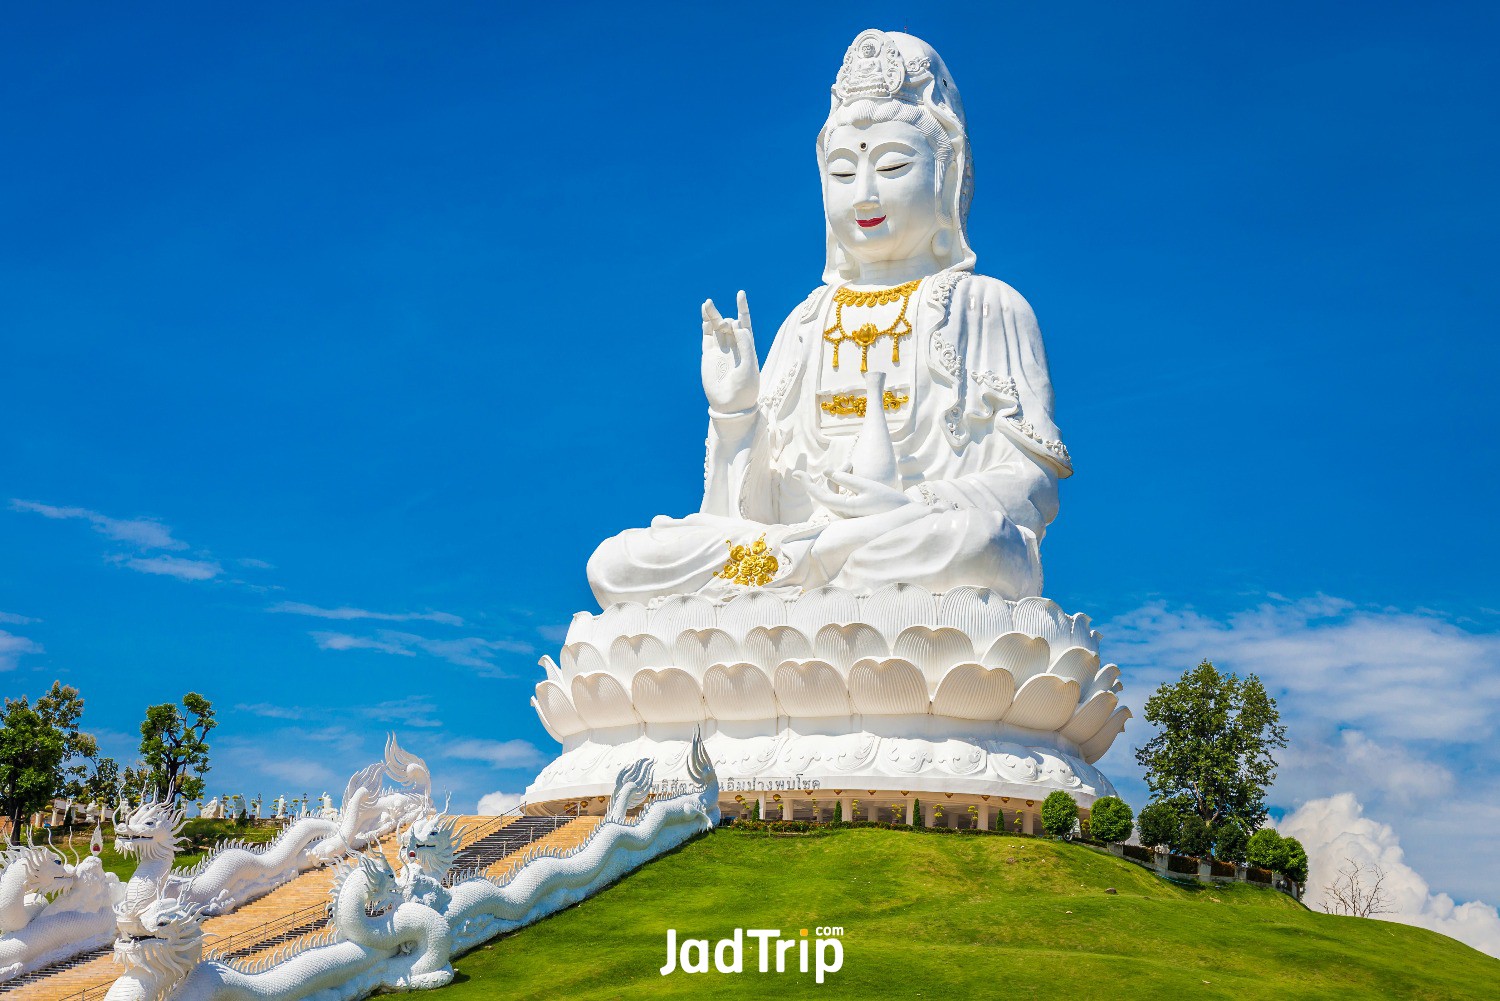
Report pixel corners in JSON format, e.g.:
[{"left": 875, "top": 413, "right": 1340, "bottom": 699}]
[{"left": 443, "top": 826, "right": 1497, "bottom": 1000}]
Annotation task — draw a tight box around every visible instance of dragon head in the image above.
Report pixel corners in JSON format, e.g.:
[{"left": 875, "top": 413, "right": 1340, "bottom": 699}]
[
  {"left": 397, "top": 813, "right": 462, "bottom": 879},
  {"left": 330, "top": 849, "right": 400, "bottom": 924},
  {"left": 0, "top": 843, "right": 71, "bottom": 929},
  {"left": 112, "top": 896, "right": 204, "bottom": 995},
  {"left": 114, "top": 797, "right": 188, "bottom": 862}
]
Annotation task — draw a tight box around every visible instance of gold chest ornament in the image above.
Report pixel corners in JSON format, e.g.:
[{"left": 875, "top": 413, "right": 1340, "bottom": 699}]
[{"left": 822, "top": 277, "right": 921, "bottom": 373}]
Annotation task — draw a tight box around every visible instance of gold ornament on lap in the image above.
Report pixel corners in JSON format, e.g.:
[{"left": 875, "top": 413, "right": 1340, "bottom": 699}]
[
  {"left": 715, "top": 534, "right": 780, "bottom": 587},
  {"left": 823, "top": 278, "right": 921, "bottom": 372}
]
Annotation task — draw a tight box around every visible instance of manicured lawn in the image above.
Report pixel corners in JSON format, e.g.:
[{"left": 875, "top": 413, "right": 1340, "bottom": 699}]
[{"left": 441, "top": 826, "right": 1496, "bottom": 1000}]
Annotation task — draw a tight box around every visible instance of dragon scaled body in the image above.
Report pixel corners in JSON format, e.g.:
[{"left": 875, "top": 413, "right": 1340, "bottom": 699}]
[
  {"left": 0, "top": 833, "right": 120, "bottom": 983},
  {"left": 106, "top": 730, "right": 721, "bottom": 1001}
]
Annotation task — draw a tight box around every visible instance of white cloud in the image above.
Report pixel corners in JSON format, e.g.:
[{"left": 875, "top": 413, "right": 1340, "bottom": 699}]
[
  {"left": 1279, "top": 793, "right": 1500, "bottom": 959},
  {"left": 237, "top": 558, "right": 275, "bottom": 570},
  {"left": 360, "top": 696, "right": 443, "bottom": 729},
  {"left": 446, "top": 739, "right": 546, "bottom": 769},
  {"left": 311, "top": 631, "right": 416, "bottom": 657},
  {"left": 117, "top": 555, "right": 223, "bottom": 581},
  {"left": 11, "top": 499, "right": 186, "bottom": 550},
  {"left": 269, "top": 601, "right": 463, "bottom": 626},
  {"left": 236, "top": 702, "right": 306, "bottom": 721},
  {"left": 0, "top": 611, "right": 38, "bottom": 625},
  {"left": 0, "top": 630, "right": 43, "bottom": 671},
  {"left": 476, "top": 791, "right": 525, "bottom": 816},
  {"left": 1104, "top": 597, "right": 1500, "bottom": 741},
  {"left": 304, "top": 628, "right": 530, "bottom": 673}
]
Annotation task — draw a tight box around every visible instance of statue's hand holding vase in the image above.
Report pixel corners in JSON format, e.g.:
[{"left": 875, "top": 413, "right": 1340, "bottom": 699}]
[{"left": 701, "top": 291, "right": 759, "bottom": 415}]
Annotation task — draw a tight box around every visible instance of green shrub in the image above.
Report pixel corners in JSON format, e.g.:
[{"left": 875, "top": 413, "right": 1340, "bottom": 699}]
[
  {"left": 749, "top": 800, "right": 760, "bottom": 820},
  {"left": 832, "top": 801, "right": 843, "bottom": 823},
  {"left": 912, "top": 798, "right": 924, "bottom": 829},
  {"left": 1245, "top": 827, "right": 1283, "bottom": 871},
  {"left": 1213, "top": 818, "right": 1249, "bottom": 863},
  {"left": 1040, "top": 790, "right": 1078, "bottom": 837},
  {"left": 1089, "top": 796, "right": 1133, "bottom": 843},
  {"left": 1278, "top": 836, "right": 1309, "bottom": 883},
  {"left": 1137, "top": 801, "right": 1180, "bottom": 848},
  {"left": 1175, "top": 813, "right": 1212, "bottom": 857}
]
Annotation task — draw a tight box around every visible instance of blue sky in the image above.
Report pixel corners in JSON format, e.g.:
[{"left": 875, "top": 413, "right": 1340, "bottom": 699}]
[{"left": 3, "top": 1, "right": 1498, "bottom": 941}]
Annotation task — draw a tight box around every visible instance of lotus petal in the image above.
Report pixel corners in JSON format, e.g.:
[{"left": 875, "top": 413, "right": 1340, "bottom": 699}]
[
  {"left": 570, "top": 673, "right": 639, "bottom": 729},
  {"left": 743, "top": 625, "right": 812, "bottom": 672},
  {"left": 566, "top": 641, "right": 608, "bottom": 678},
  {"left": 892, "top": 626, "right": 975, "bottom": 692},
  {"left": 937, "top": 586, "right": 1013, "bottom": 651},
  {"left": 538, "top": 654, "right": 563, "bottom": 684},
  {"left": 774, "top": 659, "right": 851, "bottom": 717},
  {"left": 1086, "top": 664, "right": 1122, "bottom": 700},
  {"left": 564, "top": 609, "right": 598, "bottom": 648},
  {"left": 980, "top": 632, "right": 1049, "bottom": 684},
  {"left": 863, "top": 583, "right": 938, "bottom": 641},
  {"left": 1005, "top": 674, "right": 1079, "bottom": 731},
  {"left": 672, "top": 628, "right": 739, "bottom": 680},
  {"left": 631, "top": 668, "right": 706, "bottom": 723},
  {"left": 1048, "top": 646, "right": 1100, "bottom": 688},
  {"left": 813, "top": 623, "right": 887, "bottom": 671},
  {"left": 718, "top": 589, "right": 787, "bottom": 638},
  {"left": 788, "top": 585, "right": 860, "bottom": 634},
  {"left": 1012, "top": 596, "right": 1071, "bottom": 645},
  {"left": 608, "top": 634, "right": 671, "bottom": 677},
  {"left": 1061, "top": 689, "right": 1118, "bottom": 744},
  {"left": 848, "top": 658, "right": 929, "bottom": 715},
  {"left": 702, "top": 663, "right": 777, "bottom": 720},
  {"left": 1080, "top": 707, "right": 1132, "bottom": 763},
  {"left": 594, "top": 602, "right": 648, "bottom": 646},
  {"left": 931, "top": 662, "right": 1015, "bottom": 720},
  {"left": 533, "top": 680, "right": 585, "bottom": 738},
  {"left": 648, "top": 593, "right": 717, "bottom": 643}
]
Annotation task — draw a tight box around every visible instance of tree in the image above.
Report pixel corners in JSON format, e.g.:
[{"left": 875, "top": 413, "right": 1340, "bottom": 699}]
[
  {"left": 35, "top": 682, "right": 99, "bottom": 802},
  {"left": 1279, "top": 837, "right": 1309, "bottom": 883},
  {"left": 1137, "top": 801, "right": 1180, "bottom": 848},
  {"left": 1041, "top": 790, "right": 1079, "bottom": 837},
  {"left": 1134, "top": 661, "right": 1286, "bottom": 830},
  {"left": 912, "top": 798, "right": 924, "bottom": 829},
  {"left": 1322, "top": 858, "right": 1392, "bottom": 917},
  {"left": 0, "top": 700, "right": 66, "bottom": 843},
  {"left": 1246, "top": 827, "right": 1284, "bottom": 871},
  {"left": 1176, "top": 812, "right": 1212, "bottom": 857},
  {"left": 1213, "top": 818, "right": 1250, "bottom": 863},
  {"left": 1089, "top": 796, "right": 1134, "bottom": 843},
  {"left": 82, "top": 756, "right": 120, "bottom": 807},
  {"left": 832, "top": 800, "right": 843, "bottom": 823},
  {"left": 139, "top": 693, "right": 217, "bottom": 801}
]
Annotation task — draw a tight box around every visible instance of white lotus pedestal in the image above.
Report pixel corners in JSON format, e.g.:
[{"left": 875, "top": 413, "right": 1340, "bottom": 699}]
[{"left": 525, "top": 583, "right": 1129, "bottom": 826}]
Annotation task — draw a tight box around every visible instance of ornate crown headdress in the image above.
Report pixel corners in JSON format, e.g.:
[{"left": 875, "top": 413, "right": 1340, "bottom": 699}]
[{"left": 834, "top": 30, "right": 931, "bottom": 105}]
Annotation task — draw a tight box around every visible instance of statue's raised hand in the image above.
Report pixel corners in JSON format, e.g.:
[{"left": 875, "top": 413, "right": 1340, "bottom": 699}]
[{"left": 702, "top": 291, "right": 760, "bottom": 414}]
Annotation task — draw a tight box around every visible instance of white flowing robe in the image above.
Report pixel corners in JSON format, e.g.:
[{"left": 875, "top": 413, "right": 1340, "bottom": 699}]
[{"left": 587, "top": 271, "right": 1073, "bottom": 607}]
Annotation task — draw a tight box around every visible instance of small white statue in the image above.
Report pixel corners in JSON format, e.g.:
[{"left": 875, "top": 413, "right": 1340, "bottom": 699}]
[{"left": 587, "top": 29, "right": 1070, "bottom": 606}]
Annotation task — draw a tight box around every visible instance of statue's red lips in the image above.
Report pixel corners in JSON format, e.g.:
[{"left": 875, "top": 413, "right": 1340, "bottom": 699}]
[{"left": 856, "top": 216, "right": 886, "bottom": 229}]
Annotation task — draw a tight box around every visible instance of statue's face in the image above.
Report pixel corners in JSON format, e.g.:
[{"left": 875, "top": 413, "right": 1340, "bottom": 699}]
[{"left": 824, "top": 120, "right": 942, "bottom": 269}]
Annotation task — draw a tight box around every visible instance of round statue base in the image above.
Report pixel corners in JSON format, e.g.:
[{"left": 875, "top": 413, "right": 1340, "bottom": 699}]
[{"left": 525, "top": 584, "right": 1129, "bottom": 824}]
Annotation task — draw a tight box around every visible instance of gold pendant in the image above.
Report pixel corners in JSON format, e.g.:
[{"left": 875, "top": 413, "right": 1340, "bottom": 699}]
[{"left": 820, "top": 390, "right": 910, "bottom": 418}]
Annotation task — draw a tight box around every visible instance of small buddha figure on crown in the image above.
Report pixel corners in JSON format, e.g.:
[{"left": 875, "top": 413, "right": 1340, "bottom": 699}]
[{"left": 587, "top": 29, "right": 1071, "bottom": 608}]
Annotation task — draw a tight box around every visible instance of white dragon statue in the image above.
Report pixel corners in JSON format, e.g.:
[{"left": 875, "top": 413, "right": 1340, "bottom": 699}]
[
  {"left": 0, "top": 824, "right": 120, "bottom": 982},
  {"left": 113, "top": 737, "right": 436, "bottom": 918},
  {"left": 104, "top": 730, "right": 720, "bottom": 1001}
]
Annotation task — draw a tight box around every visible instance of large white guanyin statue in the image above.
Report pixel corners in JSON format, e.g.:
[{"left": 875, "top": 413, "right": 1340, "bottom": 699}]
[{"left": 528, "top": 30, "right": 1126, "bottom": 821}]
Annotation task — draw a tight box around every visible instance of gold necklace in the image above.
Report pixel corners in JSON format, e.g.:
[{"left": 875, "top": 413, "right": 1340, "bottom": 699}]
[{"left": 823, "top": 277, "right": 922, "bottom": 372}]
